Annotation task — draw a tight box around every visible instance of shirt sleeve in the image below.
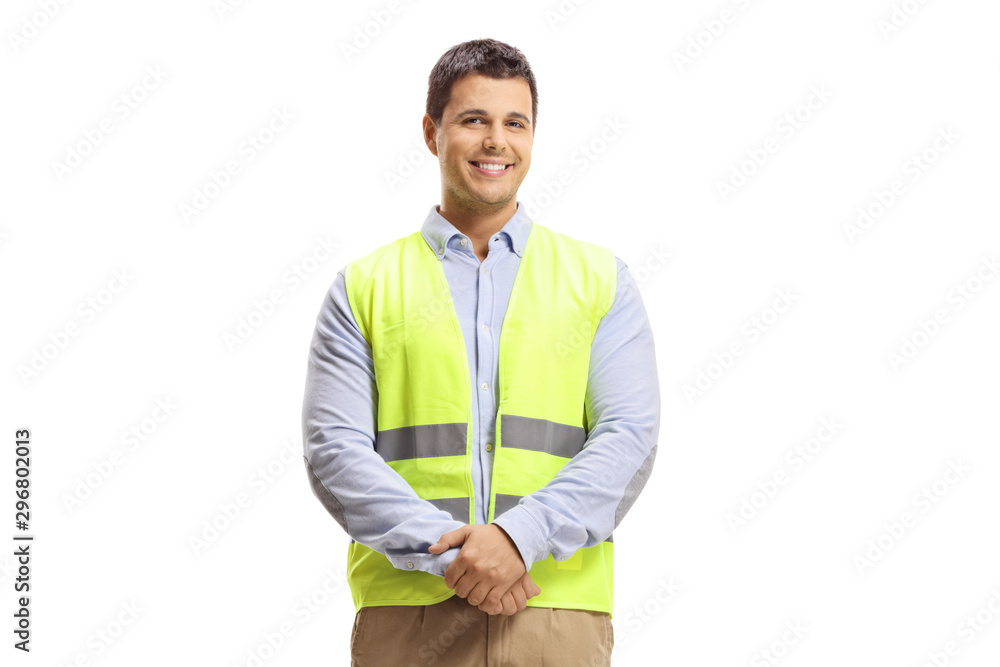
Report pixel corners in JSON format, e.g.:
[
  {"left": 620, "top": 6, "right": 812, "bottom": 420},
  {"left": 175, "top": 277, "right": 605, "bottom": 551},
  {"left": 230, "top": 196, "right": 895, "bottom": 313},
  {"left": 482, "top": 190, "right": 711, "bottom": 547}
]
[
  {"left": 302, "top": 269, "right": 462, "bottom": 576},
  {"left": 492, "top": 257, "right": 660, "bottom": 571}
]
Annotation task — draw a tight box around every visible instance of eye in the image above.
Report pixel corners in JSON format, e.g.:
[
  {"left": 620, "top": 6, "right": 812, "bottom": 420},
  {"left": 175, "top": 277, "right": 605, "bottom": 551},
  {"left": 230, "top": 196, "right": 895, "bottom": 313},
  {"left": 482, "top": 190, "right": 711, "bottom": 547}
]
[
  {"left": 508, "top": 121, "right": 524, "bottom": 128},
  {"left": 464, "top": 118, "right": 483, "bottom": 124}
]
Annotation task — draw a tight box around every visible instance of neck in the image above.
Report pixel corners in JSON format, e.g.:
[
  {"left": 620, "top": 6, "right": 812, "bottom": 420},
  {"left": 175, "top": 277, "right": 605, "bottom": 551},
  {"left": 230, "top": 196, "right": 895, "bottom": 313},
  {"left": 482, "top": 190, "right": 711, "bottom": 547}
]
[{"left": 437, "top": 199, "right": 518, "bottom": 261}]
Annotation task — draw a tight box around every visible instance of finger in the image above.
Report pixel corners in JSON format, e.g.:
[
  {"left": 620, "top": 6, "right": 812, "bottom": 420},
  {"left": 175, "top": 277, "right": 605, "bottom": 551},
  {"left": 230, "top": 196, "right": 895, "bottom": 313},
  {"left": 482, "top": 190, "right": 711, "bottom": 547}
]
[
  {"left": 479, "top": 598, "right": 503, "bottom": 616},
  {"left": 453, "top": 572, "right": 477, "bottom": 600},
  {"left": 521, "top": 572, "right": 541, "bottom": 598},
  {"left": 443, "top": 559, "right": 466, "bottom": 590},
  {"left": 510, "top": 584, "right": 527, "bottom": 612},
  {"left": 499, "top": 592, "right": 517, "bottom": 616},
  {"left": 480, "top": 585, "right": 506, "bottom": 612},
  {"left": 428, "top": 525, "right": 471, "bottom": 554},
  {"left": 466, "top": 581, "right": 492, "bottom": 607}
]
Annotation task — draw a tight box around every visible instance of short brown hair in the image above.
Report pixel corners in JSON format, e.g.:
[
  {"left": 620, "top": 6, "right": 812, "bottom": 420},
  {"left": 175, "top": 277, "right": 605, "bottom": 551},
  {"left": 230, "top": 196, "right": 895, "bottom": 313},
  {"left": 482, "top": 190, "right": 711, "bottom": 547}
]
[{"left": 426, "top": 38, "right": 538, "bottom": 129}]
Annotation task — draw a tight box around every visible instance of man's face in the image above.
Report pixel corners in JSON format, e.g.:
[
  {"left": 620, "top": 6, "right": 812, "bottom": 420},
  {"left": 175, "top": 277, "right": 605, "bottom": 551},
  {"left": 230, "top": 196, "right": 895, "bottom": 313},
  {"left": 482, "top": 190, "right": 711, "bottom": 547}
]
[{"left": 424, "top": 73, "right": 534, "bottom": 216}]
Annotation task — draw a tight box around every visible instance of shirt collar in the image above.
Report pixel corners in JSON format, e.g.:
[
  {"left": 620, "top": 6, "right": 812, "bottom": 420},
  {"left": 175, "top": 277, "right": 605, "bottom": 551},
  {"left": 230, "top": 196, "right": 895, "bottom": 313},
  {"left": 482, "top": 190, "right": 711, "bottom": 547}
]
[{"left": 420, "top": 201, "right": 532, "bottom": 260}]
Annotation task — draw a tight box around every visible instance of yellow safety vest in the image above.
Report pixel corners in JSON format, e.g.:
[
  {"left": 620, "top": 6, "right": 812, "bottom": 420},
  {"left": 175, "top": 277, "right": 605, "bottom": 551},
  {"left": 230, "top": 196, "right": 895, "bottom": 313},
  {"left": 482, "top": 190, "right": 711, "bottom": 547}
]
[{"left": 343, "top": 222, "right": 617, "bottom": 614}]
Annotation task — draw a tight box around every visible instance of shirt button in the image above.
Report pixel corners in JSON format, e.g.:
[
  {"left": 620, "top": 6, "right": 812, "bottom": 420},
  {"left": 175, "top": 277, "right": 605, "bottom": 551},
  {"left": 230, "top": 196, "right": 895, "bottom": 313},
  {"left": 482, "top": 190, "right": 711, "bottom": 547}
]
[
  {"left": 437, "top": 247, "right": 444, "bottom": 255},
  {"left": 485, "top": 443, "right": 493, "bottom": 452},
  {"left": 481, "top": 324, "right": 488, "bottom": 332},
  {"left": 481, "top": 382, "right": 488, "bottom": 391},
  {"left": 406, "top": 561, "right": 414, "bottom": 569},
  {"left": 481, "top": 267, "right": 488, "bottom": 274},
  {"left": 460, "top": 238, "right": 468, "bottom": 246},
  {"left": 515, "top": 246, "right": 522, "bottom": 253}
]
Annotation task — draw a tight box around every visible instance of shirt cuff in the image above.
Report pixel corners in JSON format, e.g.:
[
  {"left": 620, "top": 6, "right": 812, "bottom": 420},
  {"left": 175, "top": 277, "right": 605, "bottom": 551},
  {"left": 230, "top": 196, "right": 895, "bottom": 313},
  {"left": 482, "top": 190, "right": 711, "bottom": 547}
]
[
  {"left": 386, "top": 547, "right": 458, "bottom": 578},
  {"left": 492, "top": 507, "right": 549, "bottom": 573}
]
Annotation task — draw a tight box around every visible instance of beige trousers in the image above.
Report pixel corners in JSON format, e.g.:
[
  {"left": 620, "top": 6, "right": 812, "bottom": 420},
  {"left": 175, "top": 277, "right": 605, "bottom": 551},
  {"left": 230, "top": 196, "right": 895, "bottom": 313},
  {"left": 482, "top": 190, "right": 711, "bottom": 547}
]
[{"left": 350, "top": 594, "right": 614, "bottom": 666}]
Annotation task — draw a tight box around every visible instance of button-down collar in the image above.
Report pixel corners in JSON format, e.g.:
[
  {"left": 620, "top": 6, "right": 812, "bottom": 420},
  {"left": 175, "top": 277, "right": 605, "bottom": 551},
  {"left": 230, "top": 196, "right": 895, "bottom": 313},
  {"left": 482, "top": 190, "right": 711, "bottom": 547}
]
[{"left": 420, "top": 202, "right": 532, "bottom": 260}]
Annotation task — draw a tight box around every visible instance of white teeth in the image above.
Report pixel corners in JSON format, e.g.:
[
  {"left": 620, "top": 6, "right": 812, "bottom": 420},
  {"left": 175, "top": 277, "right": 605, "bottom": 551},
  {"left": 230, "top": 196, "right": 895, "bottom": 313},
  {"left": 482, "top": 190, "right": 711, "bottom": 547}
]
[{"left": 475, "top": 162, "right": 507, "bottom": 171}]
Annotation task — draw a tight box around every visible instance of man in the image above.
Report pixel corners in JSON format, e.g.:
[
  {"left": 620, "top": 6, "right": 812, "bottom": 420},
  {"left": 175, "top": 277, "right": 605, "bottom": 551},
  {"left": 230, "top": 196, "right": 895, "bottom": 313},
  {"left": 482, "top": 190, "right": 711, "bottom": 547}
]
[{"left": 302, "top": 38, "right": 659, "bottom": 665}]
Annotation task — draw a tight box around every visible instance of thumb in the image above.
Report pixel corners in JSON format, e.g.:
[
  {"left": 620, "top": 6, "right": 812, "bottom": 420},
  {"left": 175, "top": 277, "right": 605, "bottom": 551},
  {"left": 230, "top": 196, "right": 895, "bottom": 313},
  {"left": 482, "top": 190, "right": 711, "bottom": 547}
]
[
  {"left": 428, "top": 525, "right": 472, "bottom": 554},
  {"left": 522, "top": 573, "right": 541, "bottom": 597}
]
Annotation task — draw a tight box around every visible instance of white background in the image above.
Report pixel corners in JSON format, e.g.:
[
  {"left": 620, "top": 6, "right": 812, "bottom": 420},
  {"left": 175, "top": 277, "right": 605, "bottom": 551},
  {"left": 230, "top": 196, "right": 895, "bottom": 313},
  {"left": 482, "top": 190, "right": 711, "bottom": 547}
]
[{"left": 2, "top": 0, "right": 999, "bottom": 665}]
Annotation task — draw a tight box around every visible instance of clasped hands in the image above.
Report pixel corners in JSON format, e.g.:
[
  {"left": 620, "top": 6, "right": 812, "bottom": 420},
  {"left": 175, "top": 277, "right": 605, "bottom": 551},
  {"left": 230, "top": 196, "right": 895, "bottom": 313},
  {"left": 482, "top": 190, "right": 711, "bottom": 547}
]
[{"left": 429, "top": 524, "right": 540, "bottom": 616}]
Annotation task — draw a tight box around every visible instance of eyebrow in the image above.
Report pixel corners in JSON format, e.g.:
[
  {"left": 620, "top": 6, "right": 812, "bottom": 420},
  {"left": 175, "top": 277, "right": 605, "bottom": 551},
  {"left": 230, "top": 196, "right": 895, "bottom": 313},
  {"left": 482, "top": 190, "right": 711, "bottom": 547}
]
[{"left": 456, "top": 108, "right": 531, "bottom": 126}]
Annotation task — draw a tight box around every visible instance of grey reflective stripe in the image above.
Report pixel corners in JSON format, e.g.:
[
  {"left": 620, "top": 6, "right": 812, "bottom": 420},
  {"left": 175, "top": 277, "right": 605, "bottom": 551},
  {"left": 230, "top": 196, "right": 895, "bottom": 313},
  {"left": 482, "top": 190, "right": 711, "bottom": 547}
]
[
  {"left": 494, "top": 493, "right": 522, "bottom": 517},
  {"left": 499, "top": 415, "right": 586, "bottom": 459},
  {"left": 495, "top": 493, "right": 612, "bottom": 543},
  {"left": 375, "top": 423, "right": 468, "bottom": 462},
  {"left": 428, "top": 497, "right": 470, "bottom": 523}
]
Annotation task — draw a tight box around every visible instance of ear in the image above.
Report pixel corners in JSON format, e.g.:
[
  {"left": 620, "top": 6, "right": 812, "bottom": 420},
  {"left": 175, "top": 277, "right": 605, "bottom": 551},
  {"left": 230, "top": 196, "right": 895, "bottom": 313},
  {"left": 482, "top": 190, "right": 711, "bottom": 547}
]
[{"left": 422, "top": 114, "right": 439, "bottom": 157}]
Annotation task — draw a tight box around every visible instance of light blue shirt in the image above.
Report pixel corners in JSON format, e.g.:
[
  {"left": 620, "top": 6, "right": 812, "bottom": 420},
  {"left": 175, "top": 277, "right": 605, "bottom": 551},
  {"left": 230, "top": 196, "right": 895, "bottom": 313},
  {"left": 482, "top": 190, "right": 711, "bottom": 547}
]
[{"left": 302, "top": 202, "right": 660, "bottom": 580}]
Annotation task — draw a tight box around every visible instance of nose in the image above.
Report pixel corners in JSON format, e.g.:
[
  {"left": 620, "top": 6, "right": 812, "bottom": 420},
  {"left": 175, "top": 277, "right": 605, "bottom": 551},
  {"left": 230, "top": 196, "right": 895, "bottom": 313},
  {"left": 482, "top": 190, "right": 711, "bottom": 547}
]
[{"left": 484, "top": 123, "right": 506, "bottom": 151}]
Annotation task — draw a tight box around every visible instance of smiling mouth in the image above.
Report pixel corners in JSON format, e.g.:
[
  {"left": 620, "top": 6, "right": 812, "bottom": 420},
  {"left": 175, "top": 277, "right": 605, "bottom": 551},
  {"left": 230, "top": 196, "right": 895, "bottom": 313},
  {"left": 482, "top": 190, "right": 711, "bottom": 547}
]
[{"left": 469, "top": 161, "right": 513, "bottom": 173}]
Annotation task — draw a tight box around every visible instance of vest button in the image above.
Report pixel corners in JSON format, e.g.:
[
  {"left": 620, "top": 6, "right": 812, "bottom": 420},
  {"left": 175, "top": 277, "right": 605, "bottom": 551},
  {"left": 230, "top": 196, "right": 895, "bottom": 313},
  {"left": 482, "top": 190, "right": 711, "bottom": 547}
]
[{"left": 406, "top": 561, "right": 414, "bottom": 569}]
